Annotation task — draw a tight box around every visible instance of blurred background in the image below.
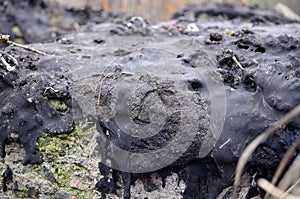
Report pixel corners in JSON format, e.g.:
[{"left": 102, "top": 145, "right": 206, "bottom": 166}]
[{"left": 56, "top": 0, "right": 300, "bottom": 23}]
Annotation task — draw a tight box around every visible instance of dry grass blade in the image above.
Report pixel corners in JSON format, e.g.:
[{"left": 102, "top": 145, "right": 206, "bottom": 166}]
[
  {"left": 232, "top": 55, "right": 244, "bottom": 70},
  {"left": 279, "top": 179, "right": 300, "bottom": 199},
  {"left": 232, "top": 104, "right": 300, "bottom": 199},
  {"left": 278, "top": 153, "right": 300, "bottom": 197},
  {"left": 258, "top": 178, "right": 300, "bottom": 199},
  {"left": 264, "top": 137, "right": 300, "bottom": 199}
]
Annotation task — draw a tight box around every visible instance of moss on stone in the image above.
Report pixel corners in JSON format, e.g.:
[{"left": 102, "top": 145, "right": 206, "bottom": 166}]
[
  {"left": 35, "top": 126, "right": 100, "bottom": 198},
  {"left": 48, "top": 99, "right": 69, "bottom": 112}
]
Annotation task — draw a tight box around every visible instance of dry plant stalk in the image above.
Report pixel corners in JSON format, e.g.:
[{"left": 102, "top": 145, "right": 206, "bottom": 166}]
[
  {"left": 258, "top": 178, "right": 300, "bottom": 199},
  {"left": 0, "top": 34, "right": 48, "bottom": 56},
  {"left": 232, "top": 55, "right": 244, "bottom": 70},
  {"left": 277, "top": 153, "right": 300, "bottom": 197},
  {"left": 279, "top": 178, "right": 300, "bottom": 199},
  {"left": 264, "top": 137, "right": 300, "bottom": 199},
  {"left": 233, "top": 104, "right": 300, "bottom": 199}
]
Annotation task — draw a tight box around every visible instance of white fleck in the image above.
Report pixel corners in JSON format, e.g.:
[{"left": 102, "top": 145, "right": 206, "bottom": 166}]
[
  {"left": 127, "top": 22, "right": 133, "bottom": 28},
  {"left": 186, "top": 23, "right": 199, "bottom": 32},
  {"left": 219, "top": 138, "right": 231, "bottom": 149}
]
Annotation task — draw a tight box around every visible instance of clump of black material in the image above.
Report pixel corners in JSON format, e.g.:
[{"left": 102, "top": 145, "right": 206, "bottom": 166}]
[
  {"left": 234, "top": 35, "right": 265, "bottom": 53},
  {"left": 96, "top": 163, "right": 131, "bottom": 199},
  {"left": 95, "top": 67, "right": 209, "bottom": 198},
  {"left": 2, "top": 166, "right": 13, "bottom": 192},
  {"left": 216, "top": 49, "right": 243, "bottom": 88},
  {"left": 181, "top": 159, "right": 230, "bottom": 198},
  {"left": 0, "top": 50, "right": 74, "bottom": 164},
  {"left": 92, "top": 15, "right": 300, "bottom": 199},
  {"left": 1, "top": 2, "right": 299, "bottom": 199},
  {"left": 96, "top": 163, "right": 119, "bottom": 197},
  {"left": 205, "top": 33, "right": 223, "bottom": 45}
]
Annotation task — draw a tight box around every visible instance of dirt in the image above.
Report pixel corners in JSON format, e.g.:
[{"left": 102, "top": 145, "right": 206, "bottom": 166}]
[
  {"left": 0, "top": 1, "right": 299, "bottom": 199},
  {"left": 0, "top": 0, "right": 122, "bottom": 44}
]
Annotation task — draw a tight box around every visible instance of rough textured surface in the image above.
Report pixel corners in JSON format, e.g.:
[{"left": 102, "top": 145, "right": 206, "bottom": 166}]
[
  {"left": 0, "top": 49, "right": 74, "bottom": 165},
  {"left": 0, "top": 0, "right": 122, "bottom": 44},
  {"left": 0, "top": 1, "right": 300, "bottom": 199},
  {"left": 173, "top": 2, "right": 288, "bottom": 23}
]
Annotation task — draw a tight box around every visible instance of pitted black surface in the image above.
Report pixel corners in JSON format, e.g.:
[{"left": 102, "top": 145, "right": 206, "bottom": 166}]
[
  {"left": 93, "top": 25, "right": 300, "bottom": 198},
  {"left": 93, "top": 6, "right": 300, "bottom": 198},
  {"left": 0, "top": 1, "right": 299, "bottom": 199}
]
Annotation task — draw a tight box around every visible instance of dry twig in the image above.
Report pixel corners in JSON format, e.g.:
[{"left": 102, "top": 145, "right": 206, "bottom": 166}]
[{"left": 0, "top": 34, "right": 48, "bottom": 56}]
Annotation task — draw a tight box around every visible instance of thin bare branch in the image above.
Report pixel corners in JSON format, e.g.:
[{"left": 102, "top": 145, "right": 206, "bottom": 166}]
[
  {"left": 6, "top": 40, "right": 48, "bottom": 56},
  {"left": 0, "top": 33, "right": 48, "bottom": 56}
]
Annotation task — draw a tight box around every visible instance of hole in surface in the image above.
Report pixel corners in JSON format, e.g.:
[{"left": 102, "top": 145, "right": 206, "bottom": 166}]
[
  {"left": 255, "top": 46, "right": 265, "bottom": 53},
  {"left": 244, "top": 76, "right": 257, "bottom": 92},
  {"left": 187, "top": 79, "right": 203, "bottom": 91}
]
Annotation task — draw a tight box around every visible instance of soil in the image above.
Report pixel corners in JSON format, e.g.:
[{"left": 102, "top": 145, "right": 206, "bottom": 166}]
[
  {"left": 0, "top": 0, "right": 122, "bottom": 44},
  {"left": 0, "top": 1, "right": 299, "bottom": 199}
]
